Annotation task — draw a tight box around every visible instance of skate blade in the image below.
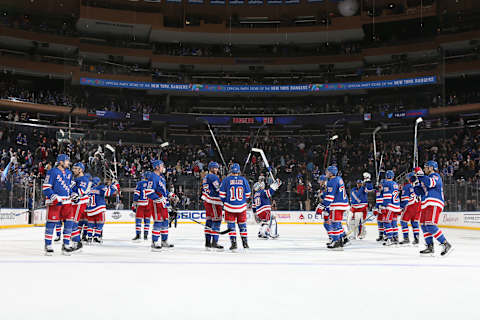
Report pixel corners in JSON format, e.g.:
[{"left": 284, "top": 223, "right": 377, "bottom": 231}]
[
  {"left": 328, "top": 247, "right": 344, "bottom": 251},
  {"left": 214, "top": 248, "right": 225, "bottom": 252},
  {"left": 419, "top": 253, "right": 435, "bottom": 257},
  {"left": 229, "top": 249, "right": 238, "bottom": 253},
  {"left": 62, "top": 251, "right": 72, "bottom": 256},
  {"left": 44, "top": 252, "right": 53, "bottom": 256},
  {"left": 151, "top": 248, "right": 162, "bottom": 252}
]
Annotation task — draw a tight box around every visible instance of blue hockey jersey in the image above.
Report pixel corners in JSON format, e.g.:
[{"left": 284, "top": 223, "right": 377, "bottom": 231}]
[
  {"left": 321, "top": 176, "right": 350, "bottom": 211},
  {"left": 252, "top": 188, "right": 275, "bottom": 215},
  {"left": 72, "top": 175, "right": 91, "bottom": 205},
  {"left": 145, "top": 172, "right": 169, "bottom": 203},
  {"left": 350, "top": 182, "right": 373, "bottom": 208},
  {"left": 42, "top": 167, "right": 73, "bottom": 205},
  {"left": 418, "top": 173, "right": 444, "bottom": 210},
  {"left": 86, "top": 184, "right": 117, "bottom": 216},
  {"left": 382, "top": 180, "right": 401, "bottom": 212},
  {"left": 219, "top": 175, "right": 251, "bottom": 213},
  {"left": 133, "top": 179, "right": 149, "bottom": 206},
  {"left": 400, "top": 183, "right": 416, "bottom": 209},
  {"left": 201, "top": 173, "right": 222, "bottom": 205}
]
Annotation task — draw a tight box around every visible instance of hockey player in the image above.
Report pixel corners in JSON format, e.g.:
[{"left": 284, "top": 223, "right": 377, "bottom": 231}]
[
  {"left": 399, "top": 173, "right": 421, "bottom": 245},
  {"left": 219, "top": 163, "right": 251, "bottom": 251},
  {"left": 349, "top": 173, "right": 373, "bottom": 239},
  {"left": 70, "top": 162, "right": 90, "bottom": 251},
  {"left": 42, "top": 154, "right": 74, "bottom": 255},
  {"left": 145, "top": 160, "right": 178, "bottom": 251},
  {"left": 381, "top": 170, "right": 401, "bottom": 246},
  {"left": 132, "top": 171, "right": 151, "bottom": 241},
  {"left": 315, "top": 175, "right": 332, "bottom": 245},
  {"left": 316, "top": 166, "right": 349, "bottom": 250},
  {"left": 252, "top": 179, "right": 281, "bottom": 239},
  {"left": 374, "top": 180, "right": 385, "bottom": 242},
  {"left": 85, "top": 177, "right": 119, "bottom": 244},
  {"left": 412, "top": 161, "right": 453, "bottom": 256},
  {"left": 201, "top": 162, "right": 223, "bottom": 250}
]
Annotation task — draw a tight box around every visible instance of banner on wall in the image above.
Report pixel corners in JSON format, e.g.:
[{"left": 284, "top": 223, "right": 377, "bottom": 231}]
[{"left": 80, "top": 76, "right": 437, "bottom": 93}]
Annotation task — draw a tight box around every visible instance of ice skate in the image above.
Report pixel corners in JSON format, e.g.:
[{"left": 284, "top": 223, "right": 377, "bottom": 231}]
[
  {"left": 61, "top": 244, "right": 73, "bottom": 256},
  {"left": 399, "top": 237, "right": 410, "bottom": 245},
  {"left": 241, "top": 237, "right": 249, "bottom": 249},
  {"left": 420, "top": 244, "right": 434, "bottom": 257},
  {"left": 383, "top": 238, "right": 393, "bottom": 246},
  {"left": 412, "top": 237, "right": 419, "bottom": 246},
  {"left": 132, "top": 234, "right": 141, "bottom": 242},
  {"left": 205, "top": 238, "right": 212, "bottom": 251},
  {"left": 44, "top": 244, "right": 54, "bottom": 256},
  {"left": 93, "top": 237, "right": 103, "bottom": 244},
  {"left": 143, "top": 232, "right": 148, "bottom": 241},
  {"left": 211, "top": 240, "right": 224, "bottom": 251},
  {"left": 161, "top": 240, "right": 174, "bottom": 248},
  {"left": 72, "top": 241, "right": 83, "bottom": 252},
  {"left": 151, "top": 241, "right": 162, "bottom": 252},
  {"left": 229, "top": 238, "right": 238, "bottom": 252},
  {"left": 327, "top": 240, "right": 344, "bottom": 251},
  {"left": 440, "top": 241, "right": 453, "bottom": 257}
]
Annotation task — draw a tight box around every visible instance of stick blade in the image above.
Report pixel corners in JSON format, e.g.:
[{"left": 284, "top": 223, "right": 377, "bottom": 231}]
[
  {"left": 251, "top": 148, "right": 262, "bottom": 152},
  {"left": 105, "top": 144, "right": 115, "bottom": 153}
]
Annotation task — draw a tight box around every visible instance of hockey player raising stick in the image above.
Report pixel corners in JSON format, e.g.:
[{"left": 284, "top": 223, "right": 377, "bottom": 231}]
[
  {"left": 316, "top": 166, "right": 350, "bottom": 251},
  {"left": 219, "top": 163, "right": 251, "bottom": 251},
  {"left": 202, "top": 162, "right": 224, "bottom": 251},
  {"left": 252, "top": 178, "right": 282, "bottom": 239},
  {"left": 132, "top": 171, "right": 151, "bottom": 241},
  {"left": 85, "top": 177, "right": 120, "bottom": 244},
  {"left": 411, "top": 161, "right": 453, "bottom": 256},
  {"left": 373, "top": 180, "right": 386, "bottom": 242},
  {"left": 348, "top": 173, "right": 373, "bottom": 239},
  {"left": 42, "top": 154, "right": 74, "bottom": 256},
  {"left": 70, "top": 162, "right": 90, "bottom": 251},
  {"left": 146, "top": 160, "right": 178, "bottom": 251},
  {"left": 399, "top": 173, "right": 421, "bottom": 245}
]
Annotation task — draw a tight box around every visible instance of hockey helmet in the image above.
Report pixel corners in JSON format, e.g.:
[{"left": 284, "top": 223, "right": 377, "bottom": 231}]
[
  {"left": 230, "top": 163, "right": 241, "bottom": 174},
  {"left": 151, "top": 159, "right": 164, "bottom": 169},
  {"left": 92, "top": 177, "right": 101, "bottom": 186},
  {"left": 208, "top": 161, "right": 219, "bottom": 170},
  {"left": 385, "top": 170, "right": 394, "bottom": 180},
  {"left": 57, "top": 154, "right": 70, "bottom": 163},
  {"left": 326, "top": 165, "right": 338, "bottom": 176},
  {"left": 425, "top": 160, "right": 438, "bottom": 170},
  {"left": 73, "top": 162, "right": 85, "bottom": 172}
]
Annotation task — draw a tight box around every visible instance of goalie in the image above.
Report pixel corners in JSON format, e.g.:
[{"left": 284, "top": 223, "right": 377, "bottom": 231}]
[
  {"left": 347, "top": 173, "right": 374, "bottom": 239},
  {"left": 252, "top": 179, "right": 282, "bottom": 239}
]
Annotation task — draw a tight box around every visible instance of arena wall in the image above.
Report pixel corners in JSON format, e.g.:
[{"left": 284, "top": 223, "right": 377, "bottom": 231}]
[{"left": 1, "top": 209, "right": 479, "bottom": 231}]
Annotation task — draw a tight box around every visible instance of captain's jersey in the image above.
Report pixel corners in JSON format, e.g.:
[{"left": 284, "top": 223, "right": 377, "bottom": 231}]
[
  {"left": 219, "top": 175, "right": 251, "bottom": 213},
  {"left": 321, "top": 176, "right": 350, "bottom": 211},
  {"left": 382, "top": 180, "right": 401, "bottom": 212},
  {"left": 72, "top": 175, "right": 90, "bottom": 205},
  {"left": 252, "top": 188, "right": 275, "bottom": 216},
  {"left": 145, "top": 172, "right": 169, "bottom": 202},
  {"left": 86, "top": 184, "right": 118, "bottom": 216},
  {"left": 201, "top": 173, "right": 222, "bottom": 205},
  {"left": 42, "top": 167, "right": 73, "bottom": 205},
  {"left": 350, "top": 182, "right": 373, "bottom": 208},
  {"left": 400, "top": 183, "right": 416, "bottom": 209},
  {"left": 133, "top": 179, "right": 149, "bottom": 206},
  {"left": 418, "top": 173, "right": 444, "bottom": 210}
]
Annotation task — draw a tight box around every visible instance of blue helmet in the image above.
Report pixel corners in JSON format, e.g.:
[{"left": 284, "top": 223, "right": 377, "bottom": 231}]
[
  {"left": 208, "top": 162, "right": 219, "bottom": 170},
  {"left": 73, "top": 162, "right": 85, "bottom": 172},
  {"left": 425, "top": 160, "right": 438, "bottom": 170},
  {"left": 92, "top": 177, "right": 101, "bottom": 186},
  {"left": 406, "top": 172, "right": 414, "bottom": 181},
  {"left": 385, "top": 170, "right": 394, "bottom": 180},
  {"left": 318, "top": 174, "right": 327, "bottom": 183},
  {"left": 57, "top": 154, "right": 70, "bottom": 162},
  {"left": 151, "top": 159, "right": 164, "bottom": 169},
  {"left": 230, "top": 163, "right": 241, "bottom": 174},
  {"left": 141, "top": 171, "right": 151, "bottom": 180},
  {"left": 356, "top": 179, "right": 363, "bottom": 184},
  {"left": 326, "top": 165, "right": 338, "bottom": 176}
]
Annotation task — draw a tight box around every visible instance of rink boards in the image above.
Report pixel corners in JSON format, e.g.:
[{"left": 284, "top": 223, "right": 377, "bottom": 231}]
[{"left": 1, "top": 208, "right": 480, "bottom": 230}]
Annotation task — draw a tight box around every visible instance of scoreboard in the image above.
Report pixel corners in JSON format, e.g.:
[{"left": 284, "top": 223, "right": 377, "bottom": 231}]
[{"left": 232, "top": 117, "right": 274, "bottom": 125}]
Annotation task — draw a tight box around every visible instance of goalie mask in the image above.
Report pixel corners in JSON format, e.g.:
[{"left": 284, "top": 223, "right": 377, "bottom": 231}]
[{"left": 253, "top": 181, "right": 265, "bottom": 192}]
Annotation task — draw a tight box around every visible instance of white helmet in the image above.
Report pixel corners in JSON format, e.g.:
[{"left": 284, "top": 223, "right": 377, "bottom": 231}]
[{"left": 253, "top": 181, "right": 265, "bottom": 191}]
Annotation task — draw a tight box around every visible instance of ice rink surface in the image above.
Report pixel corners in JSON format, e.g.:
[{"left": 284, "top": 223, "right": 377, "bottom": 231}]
[{"left": 1, "top": 223, "right": 479, "bottom": 320}]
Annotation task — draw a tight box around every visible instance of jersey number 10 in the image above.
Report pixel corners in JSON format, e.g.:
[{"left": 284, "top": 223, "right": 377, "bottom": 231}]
[{"left": 230, "top": 186, "right": 244, "bottom": 201}]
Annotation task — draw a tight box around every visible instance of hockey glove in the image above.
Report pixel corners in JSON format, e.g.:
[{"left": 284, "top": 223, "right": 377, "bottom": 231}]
[
  {"left": 70, "top": 193, "right": 79, "bottom": 203},
  {"left": 363, "top": 172, "right": 371, "bottom": 182},
  {"left": 414, "top": 167, "right": 424, "bottom": 176},
  {"left": 316, "top": 203, "right": 326, "bottom": 215},
  {"left": 49, "top": 194, "right": 61, "bottom": 206}
]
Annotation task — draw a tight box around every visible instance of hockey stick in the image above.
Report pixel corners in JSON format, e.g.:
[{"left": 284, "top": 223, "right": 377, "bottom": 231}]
[
  {"left": 413, "top": 117, "right": 423, "bottom": 169},
  {"left": 251, "top": 147, "right": 275, "bottom": 181},
  {"left": 186, "top": 217, "right": 232, "bottom": 234},
  {"left": 104, "top": 144, "right": 121, "bottom": 208},
  {"left": 243, "top": 124, "right": 265, "bottom": 174},
  {"left": 322, "top": 134, "right": 339, "bottom": 170},
  {"left": 372, "top": 126, "right": 381, "bottom": 184},
  {"left": 202, "top": 120, "right": 228, "bottom": 171},
  {"left": 345, "top": 213, "right": 375, "bottom": 237}
]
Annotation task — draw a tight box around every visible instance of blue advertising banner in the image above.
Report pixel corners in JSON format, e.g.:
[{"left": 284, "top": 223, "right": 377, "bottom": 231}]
[
  {"left": 80, "top": 76, "right": 437, "bottom": 93},
  {"left": 95, "top": 110, "right": 124, "bottom": 120},
  {"left": 210, "top": 0, "right": 225, "bottom": 3}
]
